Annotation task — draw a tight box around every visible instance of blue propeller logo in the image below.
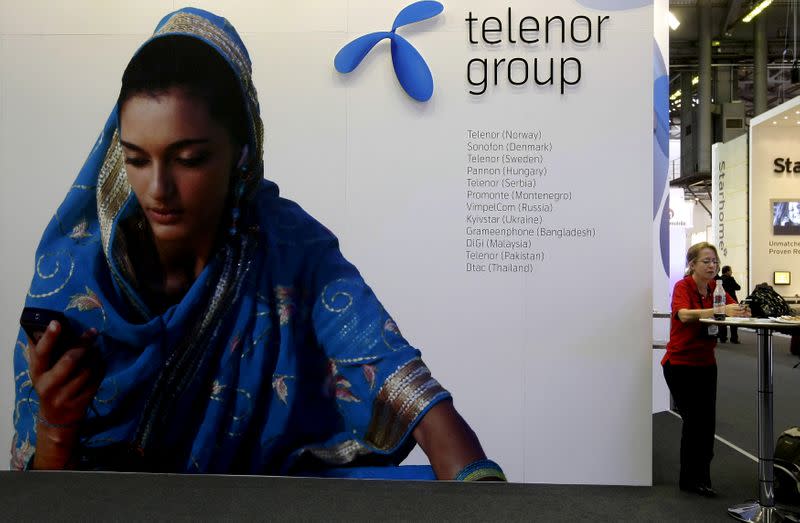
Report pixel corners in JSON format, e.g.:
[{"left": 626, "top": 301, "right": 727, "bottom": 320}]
[{"left": 334, "top": 1, "right": 444, "bottom": 102}]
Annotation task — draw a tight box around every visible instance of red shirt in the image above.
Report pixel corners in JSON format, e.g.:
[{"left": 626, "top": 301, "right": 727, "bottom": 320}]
[{"left": 662, "top": 275, "right": 735, "bottom": 366}]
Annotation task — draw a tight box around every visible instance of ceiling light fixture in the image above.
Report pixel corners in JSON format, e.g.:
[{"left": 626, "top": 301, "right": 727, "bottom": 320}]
[
  {"left": 667, "top": 11, "right": 680, "bottom": 30},
  {"left": 692, "top": 76, "right": 699, "bottom": 85},
  {"left": 743, "top": 0, "right": 773, "bottom": 23},
  {"left": 670, "top": 89, "right": 682, "bottom": 101}
]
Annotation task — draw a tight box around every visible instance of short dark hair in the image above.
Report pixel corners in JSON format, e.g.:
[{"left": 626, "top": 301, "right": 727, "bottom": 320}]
[
  {"left": 118, "top": 35, "right": 248, "bottom": 146},
  {"left": 721, "top": 265, "right": 732, "bottom": 274}
]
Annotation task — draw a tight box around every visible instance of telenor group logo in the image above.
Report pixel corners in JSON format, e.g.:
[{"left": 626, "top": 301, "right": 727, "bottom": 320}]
[{"left": 334, "top": 1, "right": 444, "bottom": 102}]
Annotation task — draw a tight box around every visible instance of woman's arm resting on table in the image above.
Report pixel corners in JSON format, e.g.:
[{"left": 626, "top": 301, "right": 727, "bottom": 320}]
[
  {"left": 677, "top": 303, "right": 749, "bottom": 323},
  {"left": 677, "top": 308, "right": 713, "bottom": 323},
  {"left": 413, "top": 399, "right": 502, "bottom": 480}
]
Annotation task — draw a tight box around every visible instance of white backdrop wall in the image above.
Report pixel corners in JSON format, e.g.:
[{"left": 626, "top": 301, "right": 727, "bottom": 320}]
[
  {"left": 657, "top": 187, "right": 692, "bottom": 414},
  {"left": 750, "top": 98, "right": 800, "bottom": 296},
  {"left": 668, "top": 188, "right": 693, "bottom": 292},
  {"left": 652, "top": 0, "right": 669, "bottom": 318},
  {"left": 689, "top": 202, "right": 713, "bottom": 245},
  {"left": 1, "top": 1, "right": 653, "bottom": 483},
  {"left": 712, "top": 135, "right": 749, "bottom": 298},
  {"left": 652, "top": 0, "right": 670, "bottom": 414}
]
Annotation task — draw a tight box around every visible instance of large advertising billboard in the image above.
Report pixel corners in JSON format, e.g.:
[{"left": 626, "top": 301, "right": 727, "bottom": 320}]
[{"left": 1, "top": 1, "right": 653, "bottom": 483}]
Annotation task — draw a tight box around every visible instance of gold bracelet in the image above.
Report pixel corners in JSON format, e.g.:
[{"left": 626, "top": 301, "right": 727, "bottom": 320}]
[{"left": 35, "top": 413, "right": 80, "bottom": 430}]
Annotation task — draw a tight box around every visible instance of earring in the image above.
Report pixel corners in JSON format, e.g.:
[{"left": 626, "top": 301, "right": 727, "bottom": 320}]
[
  {"left": 236, "top": 145, "right": 249, "bottom": 171},
  {"left": 228, "top": 180, "right": 246, "bottom": 236},
  {"left": 229, "top": 145, "right": 250, "bottom": 236}
]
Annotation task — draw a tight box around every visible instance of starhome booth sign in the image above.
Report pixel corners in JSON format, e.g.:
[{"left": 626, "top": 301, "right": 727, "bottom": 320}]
[{"left": 717, "top": 161, "right": 728, "bottom": 257}]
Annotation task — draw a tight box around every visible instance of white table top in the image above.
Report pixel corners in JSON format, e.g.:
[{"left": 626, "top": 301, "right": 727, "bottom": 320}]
[{"left": 700, "top": 317, "right": 800, "bottom": 329}]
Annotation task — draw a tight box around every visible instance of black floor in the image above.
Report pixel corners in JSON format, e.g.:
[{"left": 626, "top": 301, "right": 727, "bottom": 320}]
[
  {"left": 1, "top": 331, "right": 798, "bottom": 521},
  {"left": 651, "top": 329, "right": 800, "bottom": 521}
]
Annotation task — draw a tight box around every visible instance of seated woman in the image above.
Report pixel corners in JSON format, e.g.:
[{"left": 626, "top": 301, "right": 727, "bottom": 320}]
[{"left": 11, "top": 7, "right": 504, "bottom": 481}]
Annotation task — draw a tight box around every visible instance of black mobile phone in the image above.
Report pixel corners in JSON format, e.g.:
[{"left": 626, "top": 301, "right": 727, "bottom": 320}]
[{"left": 20, "top": 307, "right": 80, "bottom": 366}]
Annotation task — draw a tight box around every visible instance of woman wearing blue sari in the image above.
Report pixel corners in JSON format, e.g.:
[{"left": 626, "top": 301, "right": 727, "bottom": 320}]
[{"left": 11, "top": 8, "right": 504, "bottom": 481}]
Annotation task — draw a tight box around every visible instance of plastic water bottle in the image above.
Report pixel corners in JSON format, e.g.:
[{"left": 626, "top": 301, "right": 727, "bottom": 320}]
[{"left": 713, "top": 283, "right": 726, "bottom": 320}]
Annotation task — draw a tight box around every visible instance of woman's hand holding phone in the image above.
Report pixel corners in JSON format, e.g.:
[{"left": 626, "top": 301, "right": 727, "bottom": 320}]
[
  {"left": 26, "top": 320, "right": 101, "bottom": 469},
  {"left": 725, "top": 303, "right": 751, "bottom": 318}
]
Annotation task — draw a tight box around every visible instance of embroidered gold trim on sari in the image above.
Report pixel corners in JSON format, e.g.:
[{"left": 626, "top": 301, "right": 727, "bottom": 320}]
[
  {"left": 306, "top": 439, "right": 373, "bottom": 465},
  {"left": 96, "top": 132, "right": 131, "bottom": 262},
  {"left": 155, "top": 12, "right": 251, "bottom": 76},
  {"left": 365, "top": 358, "right": 448, "bottom": 451}
]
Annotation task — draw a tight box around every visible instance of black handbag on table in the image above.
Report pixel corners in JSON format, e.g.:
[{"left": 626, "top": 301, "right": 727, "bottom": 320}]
[{"left": 744, "top": 283, "right": 792, "bottom": 318}]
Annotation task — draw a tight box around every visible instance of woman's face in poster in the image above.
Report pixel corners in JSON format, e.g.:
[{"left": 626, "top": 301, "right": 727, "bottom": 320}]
[
  {"left": 120, "top": 88, "right": 236, "bottom": 248},
  {"left": 788, "top": 202, "right": 800, "bottom": 225}
]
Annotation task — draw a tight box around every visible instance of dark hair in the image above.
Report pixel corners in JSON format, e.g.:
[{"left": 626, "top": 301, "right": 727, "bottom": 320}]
[
  {"left": 118, "top": 35, "right": 248, "bottom": 146},
  {"left": 721, "top": 265, "right": 732, "bottom": 274}
]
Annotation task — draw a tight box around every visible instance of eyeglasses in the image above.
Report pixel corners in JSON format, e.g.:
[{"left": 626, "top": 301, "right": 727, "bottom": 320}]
[{"left": 697, "top": 258, "right": 719, "bottom": 265}]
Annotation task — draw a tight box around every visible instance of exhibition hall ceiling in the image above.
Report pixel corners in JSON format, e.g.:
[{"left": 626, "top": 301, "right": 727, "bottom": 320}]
[{"left": 669, "top": 0, "right": 800, "bottom": 125}]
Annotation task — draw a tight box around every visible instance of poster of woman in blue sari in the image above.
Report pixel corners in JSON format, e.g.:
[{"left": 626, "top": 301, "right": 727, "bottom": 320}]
[{"left": 11, "top": 7, "right": 504, "bottom": 482}]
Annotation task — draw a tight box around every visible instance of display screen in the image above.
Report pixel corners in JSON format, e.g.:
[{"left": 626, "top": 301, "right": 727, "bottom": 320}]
[
  {"left": 772, "top": 200, "right": 800, "bottom": 235},
  {"left": 774, "top": 271, "right": 791, "bottom": 285}
]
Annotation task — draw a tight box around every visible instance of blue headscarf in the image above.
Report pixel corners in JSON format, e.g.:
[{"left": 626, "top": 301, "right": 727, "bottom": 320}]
[{"left": 12, "top": 7, "right": 449, "bottom": 475}]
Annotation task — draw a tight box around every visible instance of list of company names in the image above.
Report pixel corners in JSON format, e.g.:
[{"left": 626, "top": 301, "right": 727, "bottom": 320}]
[{"left": 464, "top": 128, "right": 596, "bottom": 274}]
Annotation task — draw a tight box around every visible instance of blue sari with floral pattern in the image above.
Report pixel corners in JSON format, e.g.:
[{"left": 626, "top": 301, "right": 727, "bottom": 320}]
[{"left": 11, "top": 8, "right": 447, "bottom": 478}]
